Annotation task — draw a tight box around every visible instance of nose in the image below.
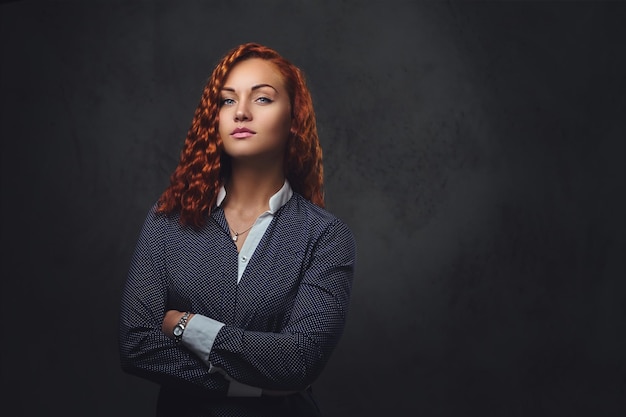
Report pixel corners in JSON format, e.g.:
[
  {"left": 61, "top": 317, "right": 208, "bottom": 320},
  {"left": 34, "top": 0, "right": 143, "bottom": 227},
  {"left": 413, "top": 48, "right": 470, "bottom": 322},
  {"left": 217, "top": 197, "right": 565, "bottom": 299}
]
[{"left": 234, "top": 102, "right": 251, "bottom": 122}]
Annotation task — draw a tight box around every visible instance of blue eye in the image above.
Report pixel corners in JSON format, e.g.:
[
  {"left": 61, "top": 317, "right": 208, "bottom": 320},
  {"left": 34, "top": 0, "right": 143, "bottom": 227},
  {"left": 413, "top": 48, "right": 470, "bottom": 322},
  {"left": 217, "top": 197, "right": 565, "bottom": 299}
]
[
  {"left": 256, "top": 97, "right": 273, "bottom": 104},
  {"left": 221, "top": 98, "right": 235, "bottom": 106}
]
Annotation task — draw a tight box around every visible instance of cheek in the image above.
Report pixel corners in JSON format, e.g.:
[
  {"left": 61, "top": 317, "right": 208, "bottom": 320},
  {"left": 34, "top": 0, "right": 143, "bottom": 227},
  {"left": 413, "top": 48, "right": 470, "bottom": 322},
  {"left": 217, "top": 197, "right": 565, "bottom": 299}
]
[
  {"left": 280, "top": 108, "right": 292, "bottom": 135},
  {"left": 217, "top": 115, "right": 228, "bottom": 138},
  {"left": 276, "top": 118, "right": 292, "bottom": 143}
]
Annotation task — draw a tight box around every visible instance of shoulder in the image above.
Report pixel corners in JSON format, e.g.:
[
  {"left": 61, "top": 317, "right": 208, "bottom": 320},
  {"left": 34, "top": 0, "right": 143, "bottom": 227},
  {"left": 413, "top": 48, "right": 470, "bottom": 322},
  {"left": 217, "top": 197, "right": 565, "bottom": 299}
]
[
  {"left": 282, "top": 193, "right": 356, "bottom": 247},
  {"left": 137, "top": 202, "right": 191, "bottom": 241},
  {"left": 142, "top": 202, "right": 180, "bottom": 228},
  {"left": 284, "top": 193, "right": 346, "bottom": 225}
]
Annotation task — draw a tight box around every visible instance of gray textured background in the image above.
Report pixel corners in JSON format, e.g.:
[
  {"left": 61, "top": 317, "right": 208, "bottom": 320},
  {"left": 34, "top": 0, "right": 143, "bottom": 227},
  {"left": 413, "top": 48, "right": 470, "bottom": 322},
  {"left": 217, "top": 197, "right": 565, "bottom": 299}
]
[{"left": 1, "top": 1, "right": 625, "bottom": 416}]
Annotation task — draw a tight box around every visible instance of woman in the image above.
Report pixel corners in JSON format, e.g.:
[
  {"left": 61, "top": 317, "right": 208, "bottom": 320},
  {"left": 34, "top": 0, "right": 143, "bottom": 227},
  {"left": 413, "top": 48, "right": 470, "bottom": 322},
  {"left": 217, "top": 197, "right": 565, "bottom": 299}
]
[{"left": 119, "top": 43, "right": 356, "bottom": 417}]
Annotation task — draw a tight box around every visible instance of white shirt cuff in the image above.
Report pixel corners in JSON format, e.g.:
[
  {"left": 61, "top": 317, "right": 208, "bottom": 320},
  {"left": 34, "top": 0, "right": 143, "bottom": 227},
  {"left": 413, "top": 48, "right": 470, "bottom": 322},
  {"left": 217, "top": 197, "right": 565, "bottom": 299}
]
[
  {"left": 181, "top": 314, "right": 224, "bottom": 364},
  {"left": 183, "top": 315, "right": 262, "bottom": 397}
]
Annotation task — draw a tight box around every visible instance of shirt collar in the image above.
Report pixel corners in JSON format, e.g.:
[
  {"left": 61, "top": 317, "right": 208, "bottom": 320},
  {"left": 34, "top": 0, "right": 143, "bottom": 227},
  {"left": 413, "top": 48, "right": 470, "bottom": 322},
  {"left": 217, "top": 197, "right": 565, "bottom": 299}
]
[{"left": 216, "top": 180, "right": 293, "bottom": 214}]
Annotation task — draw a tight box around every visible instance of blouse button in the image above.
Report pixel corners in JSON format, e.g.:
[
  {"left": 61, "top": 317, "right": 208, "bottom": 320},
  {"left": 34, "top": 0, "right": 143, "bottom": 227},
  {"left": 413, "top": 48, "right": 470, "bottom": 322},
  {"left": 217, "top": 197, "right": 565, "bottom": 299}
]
[{"left": 241, "top": 256, "right": 247, "bottom": 262}]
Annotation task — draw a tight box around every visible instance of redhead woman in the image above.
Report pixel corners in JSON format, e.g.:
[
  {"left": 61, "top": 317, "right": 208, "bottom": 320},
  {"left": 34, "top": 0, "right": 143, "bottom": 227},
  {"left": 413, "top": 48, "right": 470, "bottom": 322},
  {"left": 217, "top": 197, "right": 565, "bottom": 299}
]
[{"left": 119, "top": 43, "right": 356, "bottom": 417}]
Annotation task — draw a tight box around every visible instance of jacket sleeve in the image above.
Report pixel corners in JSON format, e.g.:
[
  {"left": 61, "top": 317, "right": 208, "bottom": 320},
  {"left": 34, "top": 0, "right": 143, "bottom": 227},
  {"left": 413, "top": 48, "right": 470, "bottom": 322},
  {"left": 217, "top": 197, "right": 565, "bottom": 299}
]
[
  {"left": 118, "top": 207, "right": 228, "bottom": 395},
  {"left": 207, "top": 218, "right": 356, "bottom": 391}
]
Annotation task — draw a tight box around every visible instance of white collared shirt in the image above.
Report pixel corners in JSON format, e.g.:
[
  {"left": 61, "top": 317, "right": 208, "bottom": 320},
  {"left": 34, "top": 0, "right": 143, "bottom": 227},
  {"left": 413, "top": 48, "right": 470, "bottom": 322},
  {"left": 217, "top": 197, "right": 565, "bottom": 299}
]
[{"left": 216, "top": 180, "right": 293, "bottom": 284}]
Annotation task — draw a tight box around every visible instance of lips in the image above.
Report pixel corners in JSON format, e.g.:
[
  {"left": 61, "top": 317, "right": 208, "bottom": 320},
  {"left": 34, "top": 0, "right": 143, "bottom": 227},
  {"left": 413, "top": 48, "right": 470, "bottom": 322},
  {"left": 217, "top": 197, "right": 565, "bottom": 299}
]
[{"left": 231, "top": 127, "right": 256, "bottom": 139}]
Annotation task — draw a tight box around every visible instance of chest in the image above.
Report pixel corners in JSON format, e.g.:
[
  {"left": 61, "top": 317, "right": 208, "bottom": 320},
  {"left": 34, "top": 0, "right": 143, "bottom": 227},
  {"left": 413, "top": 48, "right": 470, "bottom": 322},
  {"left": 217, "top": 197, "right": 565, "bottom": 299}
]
[{"left": 163, "top": 224, "right": 307, "bottom": 328}]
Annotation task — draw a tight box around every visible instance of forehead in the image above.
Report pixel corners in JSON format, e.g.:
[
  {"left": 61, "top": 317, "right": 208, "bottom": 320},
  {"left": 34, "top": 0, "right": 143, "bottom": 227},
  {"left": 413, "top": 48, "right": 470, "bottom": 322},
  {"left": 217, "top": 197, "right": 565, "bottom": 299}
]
[{"left": 223, "top": 58, "right": 285, "bottom": 89}]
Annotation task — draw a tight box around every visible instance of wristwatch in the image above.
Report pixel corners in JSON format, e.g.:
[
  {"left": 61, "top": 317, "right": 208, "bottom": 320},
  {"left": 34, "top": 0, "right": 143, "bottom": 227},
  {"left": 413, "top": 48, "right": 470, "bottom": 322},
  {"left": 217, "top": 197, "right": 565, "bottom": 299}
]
[{"left": 173, "top": 312, "right": 191, "bottom": 344}]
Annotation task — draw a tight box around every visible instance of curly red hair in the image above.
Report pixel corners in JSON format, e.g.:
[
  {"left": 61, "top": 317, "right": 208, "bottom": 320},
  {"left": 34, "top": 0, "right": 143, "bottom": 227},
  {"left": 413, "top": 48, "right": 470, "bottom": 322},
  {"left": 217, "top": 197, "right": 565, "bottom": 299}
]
[{"left": 157, "top": 43, "right": 324, "bottom": 227}]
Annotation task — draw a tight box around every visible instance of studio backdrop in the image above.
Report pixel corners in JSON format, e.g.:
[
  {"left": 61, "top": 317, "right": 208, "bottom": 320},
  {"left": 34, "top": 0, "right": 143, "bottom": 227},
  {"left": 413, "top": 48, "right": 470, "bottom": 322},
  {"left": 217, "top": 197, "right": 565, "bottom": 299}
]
[{"left": 1, "top": 1, "right": 624, "bottom": 416}]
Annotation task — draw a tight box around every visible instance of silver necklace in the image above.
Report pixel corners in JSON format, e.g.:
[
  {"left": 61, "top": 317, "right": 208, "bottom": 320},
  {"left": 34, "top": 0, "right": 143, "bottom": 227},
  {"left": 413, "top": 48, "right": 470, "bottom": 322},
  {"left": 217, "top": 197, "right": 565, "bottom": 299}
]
[{"left": 230, "top": 224, "right": 254, "bottom": 242}]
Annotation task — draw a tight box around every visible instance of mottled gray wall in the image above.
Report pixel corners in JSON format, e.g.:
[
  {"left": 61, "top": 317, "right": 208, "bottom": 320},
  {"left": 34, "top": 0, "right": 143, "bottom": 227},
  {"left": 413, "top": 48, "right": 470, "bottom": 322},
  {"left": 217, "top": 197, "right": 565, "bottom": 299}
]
[{"left": 1, "top": 1, "right": 625, "bottom": 416}]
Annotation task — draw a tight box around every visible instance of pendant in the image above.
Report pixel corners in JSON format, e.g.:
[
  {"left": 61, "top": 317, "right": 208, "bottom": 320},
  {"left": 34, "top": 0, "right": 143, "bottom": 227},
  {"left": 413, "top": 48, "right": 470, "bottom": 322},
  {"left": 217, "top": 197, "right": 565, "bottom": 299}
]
[{"left": 232, "top": 234, "right": 238, "bottom": 242}]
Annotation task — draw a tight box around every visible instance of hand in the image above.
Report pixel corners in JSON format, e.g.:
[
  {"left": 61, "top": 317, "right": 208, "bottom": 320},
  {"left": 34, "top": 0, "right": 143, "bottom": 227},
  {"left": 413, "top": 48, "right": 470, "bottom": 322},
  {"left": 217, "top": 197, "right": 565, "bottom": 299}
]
[{"left": 161, "top": 310, "right": 194, "bottom": 339}]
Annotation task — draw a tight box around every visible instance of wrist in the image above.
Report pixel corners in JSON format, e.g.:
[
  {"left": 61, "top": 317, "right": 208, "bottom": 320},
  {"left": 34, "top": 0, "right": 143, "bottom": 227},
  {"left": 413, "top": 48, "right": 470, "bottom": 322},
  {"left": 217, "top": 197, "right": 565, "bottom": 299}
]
[{"left": 172, "top": 312, "right": 191, "bottom": 343}]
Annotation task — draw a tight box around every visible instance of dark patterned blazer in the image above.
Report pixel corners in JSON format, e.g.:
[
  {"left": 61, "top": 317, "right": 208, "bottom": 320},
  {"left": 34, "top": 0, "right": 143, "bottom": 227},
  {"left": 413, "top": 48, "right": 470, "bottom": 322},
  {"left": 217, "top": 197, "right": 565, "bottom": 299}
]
[{"left": 119, "top": 193, "right": 356, "bottom": 416}]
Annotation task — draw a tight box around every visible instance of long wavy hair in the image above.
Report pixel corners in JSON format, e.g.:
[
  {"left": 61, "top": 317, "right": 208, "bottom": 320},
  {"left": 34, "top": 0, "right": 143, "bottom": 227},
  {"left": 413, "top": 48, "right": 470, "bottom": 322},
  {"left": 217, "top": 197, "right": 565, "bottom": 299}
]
[{"left": 157, "top": 43, "right": 324, "bottom": 227}]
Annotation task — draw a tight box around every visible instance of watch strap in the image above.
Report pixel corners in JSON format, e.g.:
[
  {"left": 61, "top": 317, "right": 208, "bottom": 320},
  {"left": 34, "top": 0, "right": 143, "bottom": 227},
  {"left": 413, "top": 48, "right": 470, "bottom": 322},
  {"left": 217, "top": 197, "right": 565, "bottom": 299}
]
[{"left": 174, "top": 311, "right": 191, "bottom": 344}]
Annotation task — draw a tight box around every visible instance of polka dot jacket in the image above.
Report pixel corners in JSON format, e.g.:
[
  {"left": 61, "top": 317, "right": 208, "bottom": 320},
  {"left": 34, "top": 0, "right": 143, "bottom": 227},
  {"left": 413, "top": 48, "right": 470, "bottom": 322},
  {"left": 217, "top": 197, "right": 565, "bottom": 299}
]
[{"left": 119, "top": 192, "right": 356, "bottom": 399}]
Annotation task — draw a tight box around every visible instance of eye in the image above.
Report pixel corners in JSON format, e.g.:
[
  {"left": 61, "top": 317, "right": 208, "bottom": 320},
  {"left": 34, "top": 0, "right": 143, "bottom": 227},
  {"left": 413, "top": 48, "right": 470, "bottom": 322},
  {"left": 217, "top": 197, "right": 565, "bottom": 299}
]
[
  {"left": 220, "top": 98, "right": 235, "bottom": 106},
  {"left": 255, "top": 96, "right": 273, "bottom": 104}
]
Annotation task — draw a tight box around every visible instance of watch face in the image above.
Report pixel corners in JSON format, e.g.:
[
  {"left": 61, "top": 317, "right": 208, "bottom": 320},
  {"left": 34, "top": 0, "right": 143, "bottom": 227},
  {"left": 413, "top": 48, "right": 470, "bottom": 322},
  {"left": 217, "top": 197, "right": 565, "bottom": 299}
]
[{"left": 173, "top": 325, "right": 183, "bottom": 337}]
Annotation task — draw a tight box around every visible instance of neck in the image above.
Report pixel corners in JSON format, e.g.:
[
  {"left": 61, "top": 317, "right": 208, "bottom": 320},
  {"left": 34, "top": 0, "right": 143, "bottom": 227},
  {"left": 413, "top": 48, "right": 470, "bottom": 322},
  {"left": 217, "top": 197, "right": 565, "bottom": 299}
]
[{"left": 224, "top": 161, "right": 285, "bottom": 214}]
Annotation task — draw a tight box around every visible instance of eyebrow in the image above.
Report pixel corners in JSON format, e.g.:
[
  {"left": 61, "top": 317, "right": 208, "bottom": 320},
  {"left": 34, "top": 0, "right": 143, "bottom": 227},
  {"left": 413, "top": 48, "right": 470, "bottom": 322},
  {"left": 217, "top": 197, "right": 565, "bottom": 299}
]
[{"left": 221, "top": 83, "right": 278, "bottom": 93}]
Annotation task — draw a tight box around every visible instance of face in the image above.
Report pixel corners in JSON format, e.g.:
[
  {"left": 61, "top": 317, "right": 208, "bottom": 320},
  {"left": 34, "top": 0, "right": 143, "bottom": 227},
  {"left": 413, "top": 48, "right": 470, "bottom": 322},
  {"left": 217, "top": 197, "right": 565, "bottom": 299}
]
[{"left": 218, "top": 58, "right": 292, "bottom": 164}]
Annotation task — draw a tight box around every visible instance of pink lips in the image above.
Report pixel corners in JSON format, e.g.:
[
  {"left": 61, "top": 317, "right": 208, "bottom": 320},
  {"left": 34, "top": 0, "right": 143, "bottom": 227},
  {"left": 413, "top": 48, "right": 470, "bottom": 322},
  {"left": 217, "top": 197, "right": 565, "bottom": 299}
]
[{"left": 231, "top": 127, "right": 256, "bottom": 139}]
